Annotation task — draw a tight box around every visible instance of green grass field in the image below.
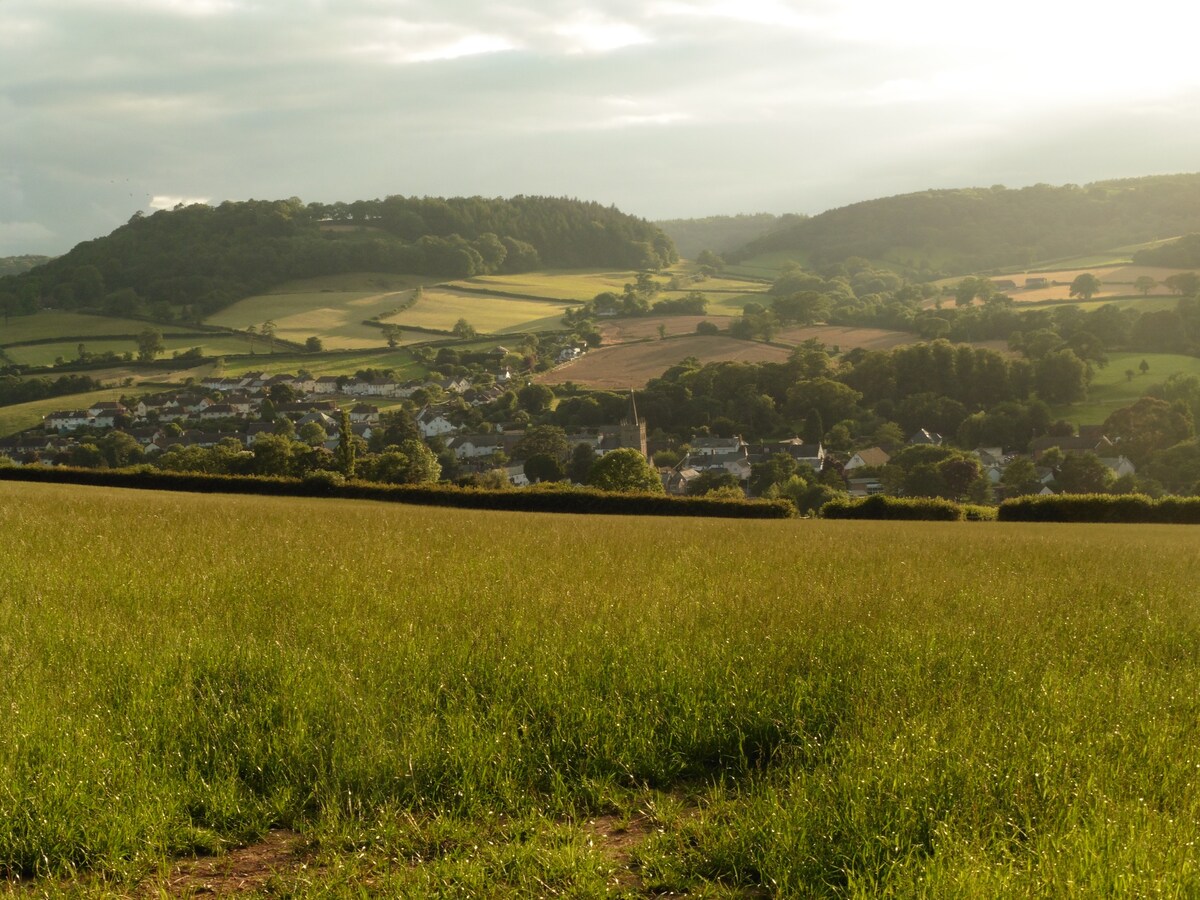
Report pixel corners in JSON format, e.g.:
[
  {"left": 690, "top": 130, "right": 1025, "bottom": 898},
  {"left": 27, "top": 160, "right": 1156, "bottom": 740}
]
[
  {"left": 3, "top": 482, "right": 1200, "bottom": 895},
  {"left": 0, "top": 311, "right": 164, "bottom": 346},
  {"left": 3, "top": 335, "right": 255, "bottom": 368},
  {"left": 445, "top": 270, "right": 643, "bottom": 301},
  {"left": 382, "top": 289, "right": 574, "bottom": 334},
  {"left": 1055, "top": 351, "right": 1200, "bottom": 425},
  {"left": 215, "top": 348, "right": 427, "bottom": 379}
]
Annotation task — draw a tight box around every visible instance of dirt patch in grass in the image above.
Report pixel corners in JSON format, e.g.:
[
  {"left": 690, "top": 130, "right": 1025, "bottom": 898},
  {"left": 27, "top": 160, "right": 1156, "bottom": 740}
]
[
  {"left": 138, "top": 829, "right": 310, "bottom": 897},
  {"left": 583, "top": 813, "right": 657, "bottom": 891}
]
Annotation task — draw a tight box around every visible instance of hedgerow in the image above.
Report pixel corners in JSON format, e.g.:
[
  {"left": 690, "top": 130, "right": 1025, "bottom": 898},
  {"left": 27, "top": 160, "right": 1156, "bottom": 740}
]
[
  {"left": 0, "top": 466, "right": 795, "bottom": 519},
  {"left": 998, "top": 493, "right": 1200, "bottom": 523},
  {"left": 820, "top": 494, "right": 964, "bottom": 521}
]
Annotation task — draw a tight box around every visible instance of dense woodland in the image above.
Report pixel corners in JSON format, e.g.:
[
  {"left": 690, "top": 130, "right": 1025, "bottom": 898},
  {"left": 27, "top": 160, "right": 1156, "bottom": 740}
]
[
  {"left": 729, "top": 174, "right": 1200, "bottom": 276},
  {"left": 0, "top": 196, "right": 676, "bottom": 322}
]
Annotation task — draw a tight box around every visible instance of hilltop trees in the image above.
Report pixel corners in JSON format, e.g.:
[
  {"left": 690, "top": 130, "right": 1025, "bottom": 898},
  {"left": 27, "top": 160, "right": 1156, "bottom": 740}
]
[{"left": 0, "top": 196, "right": 676, "bottom": 321}]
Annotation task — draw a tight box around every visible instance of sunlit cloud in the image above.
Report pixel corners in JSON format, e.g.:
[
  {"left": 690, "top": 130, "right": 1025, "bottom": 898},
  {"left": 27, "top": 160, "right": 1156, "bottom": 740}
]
[
  {"left": 553, "top": 18, "right": 651, "bottom": 54},
  {"left": 149, "top": 195, "right": 211, "bottom": 210},
  {"left": 409, "top": 33, "right": 518, "bottom": 63}
]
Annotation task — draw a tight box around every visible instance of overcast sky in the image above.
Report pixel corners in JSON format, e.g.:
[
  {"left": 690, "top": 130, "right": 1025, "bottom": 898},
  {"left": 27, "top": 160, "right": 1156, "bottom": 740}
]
[{"left": 4, "top": 0, "right": 1200, "bottom": 256}]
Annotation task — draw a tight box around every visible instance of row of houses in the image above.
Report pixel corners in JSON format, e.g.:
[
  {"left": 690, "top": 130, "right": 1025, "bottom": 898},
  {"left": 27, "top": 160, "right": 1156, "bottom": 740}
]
[{"left": 196, "top": 371, "right": 476, "bottom": 398}]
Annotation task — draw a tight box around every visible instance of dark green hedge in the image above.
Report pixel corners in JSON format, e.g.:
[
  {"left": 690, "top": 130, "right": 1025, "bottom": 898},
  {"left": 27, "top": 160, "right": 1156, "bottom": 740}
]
[
  {"left": 998, "top": 494, "right": 1200, "bottom": 524},
  {"left": 0, "top": 466, "right": 795, "bottom": 519},
  {"left": 820, "top": 495, "right": 965, "bottom": 521}
]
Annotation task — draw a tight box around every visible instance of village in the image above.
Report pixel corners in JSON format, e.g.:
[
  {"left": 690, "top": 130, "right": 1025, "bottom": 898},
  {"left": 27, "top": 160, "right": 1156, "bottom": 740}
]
[{"left": 0, "top": 362, "right": 1143, "bottom": 503}]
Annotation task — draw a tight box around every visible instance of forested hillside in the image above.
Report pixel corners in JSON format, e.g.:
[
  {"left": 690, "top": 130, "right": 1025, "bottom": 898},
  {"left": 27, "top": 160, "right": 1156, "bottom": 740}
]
[
  {"left": 731, "top": 174, "right": 1200, "bottom": 277},
  {"left": 0, "top": 196, "right": 676, "bottom": 322},
  {"left": 655, "top": 213, "right": 793, "bottom": 259}
]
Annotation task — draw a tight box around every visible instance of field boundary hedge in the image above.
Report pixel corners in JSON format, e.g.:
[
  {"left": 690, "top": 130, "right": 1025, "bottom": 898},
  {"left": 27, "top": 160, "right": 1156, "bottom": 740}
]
[
  {"left": 0, "top": 466, "right": 796, "bottom": 519},
  {"left": 821, "top": 495, "right": 965, "bottom": 521},
  {"left": 998, "top": 493, "right": 1200, "bottom": 523}
]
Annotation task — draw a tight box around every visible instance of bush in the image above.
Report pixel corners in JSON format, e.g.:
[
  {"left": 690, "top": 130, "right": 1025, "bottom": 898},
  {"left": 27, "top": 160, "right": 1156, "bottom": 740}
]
[{"left": 820, "top": 494, "right": 965, "bottom": 521}]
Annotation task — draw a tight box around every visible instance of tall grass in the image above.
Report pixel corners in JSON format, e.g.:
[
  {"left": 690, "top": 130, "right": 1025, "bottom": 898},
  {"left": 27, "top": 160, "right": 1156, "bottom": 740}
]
[{"left": 2, "top": 482, "right": 1199, "bottom": 894}]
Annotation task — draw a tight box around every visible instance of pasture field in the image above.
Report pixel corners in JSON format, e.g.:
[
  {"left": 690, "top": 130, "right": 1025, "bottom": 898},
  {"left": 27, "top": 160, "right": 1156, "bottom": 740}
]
[
  {"left": 0, "top": 311, "right": 163, "bottom": 345},
  {"left": 445, "top": 270, "right": 660, "bottom": 301},
  {"left": 3, "top": 482, "right": 1200, "bottom": 896},
  {"left": 207, "top": 290, "right": 414, "bottom": 350},
  {"left": 3, "top": 335, "right": 253, "bottom": 368},
  {"left": 536, "top": 335, "right": 795, "bottom": 389},
  {"left": 381, "top": 288, "right": 574, "bottom": 334},
  {"left": 215, "top": 348, "right": 427, "bottom": 379},
  {"left": 722, "top": 251, "right": 809, "bottom": 278},
  {"left": 1055, "top": 351, "right": 1200, "bottom": 425}
]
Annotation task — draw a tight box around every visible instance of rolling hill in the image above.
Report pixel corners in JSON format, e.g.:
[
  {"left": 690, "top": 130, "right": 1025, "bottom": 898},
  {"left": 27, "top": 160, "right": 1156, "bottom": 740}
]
[{"left": 727, "top": 174, "right": 1200, "bottom": 278}]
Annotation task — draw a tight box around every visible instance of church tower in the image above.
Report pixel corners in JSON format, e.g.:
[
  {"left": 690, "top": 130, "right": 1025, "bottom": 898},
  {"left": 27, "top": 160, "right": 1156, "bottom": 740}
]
[{"left": 617, "top": 388, "right": 648, "bottom": 457}]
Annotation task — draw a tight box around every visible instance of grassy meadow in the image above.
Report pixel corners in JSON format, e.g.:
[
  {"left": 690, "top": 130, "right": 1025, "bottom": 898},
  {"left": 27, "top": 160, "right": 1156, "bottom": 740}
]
[
  {"left": 382, "top": 289, "right": 575, "bottom": 334},
  {"left": 2, "top": 335, "right": 254, "bottom": 368},
  {"left": 1055, "top": 351, "right": 1200, "bottom": 425},
  {"left": 0, "top": 311, "right": 163, "bottom": 345},
  {"left": 3, "top": 481, "right": 1200, "bottom": 896}
]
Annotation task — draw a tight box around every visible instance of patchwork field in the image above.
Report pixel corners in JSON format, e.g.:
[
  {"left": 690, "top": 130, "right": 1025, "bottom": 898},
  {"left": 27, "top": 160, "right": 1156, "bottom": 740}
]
[
  {"left": 535, "top": 334, "right": 793, "bottom": 389},
  {"left": 3, "top": 482, "right": 1200, "bottom": 895},
  {"left": 998, "top": 265, "right": 1185, "bottom": 303},
  {"left": 215, "top": 347, "right": 427, "bottom": 379},
  {"left": 206, "top": 289, "right": 415, "bottom": 350}
]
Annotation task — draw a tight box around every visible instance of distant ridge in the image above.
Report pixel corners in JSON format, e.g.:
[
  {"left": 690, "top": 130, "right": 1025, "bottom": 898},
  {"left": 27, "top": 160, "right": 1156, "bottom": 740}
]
[{"left": 726, "top": 174, "right": 1200, "bottom": 278}]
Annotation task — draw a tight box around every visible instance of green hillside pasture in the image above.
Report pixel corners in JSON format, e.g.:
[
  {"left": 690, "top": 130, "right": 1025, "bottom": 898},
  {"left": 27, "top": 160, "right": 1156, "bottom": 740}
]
[
  {"left": 215, "top": 347, "right": 426, "bottom": 379},
  {"left": 0, "top": 311, "right": 163, "bottom": 345},
  {"left": 1054, "top": 352, "right": 1200, "bottom": 425},
  {"left": 207, "top": 287, "right": 427, "bottom": 350},
  {"left": 4, "top": 335, "right": 253, "bottom": 368},
  {"left": 382, "top": 288, "right": 573, "bottom": 334},
  {"left": 0, "top": 387, "right": 147, "bottom": 437},
  {"left": 723, "top": 250, "right": 810, "bottom": 278},
  {"left": 3, "top": 483, "right": 1200, "bottom": 895},
  {"left": 446, "top": 270, "right": 641, "bottom": 301}
]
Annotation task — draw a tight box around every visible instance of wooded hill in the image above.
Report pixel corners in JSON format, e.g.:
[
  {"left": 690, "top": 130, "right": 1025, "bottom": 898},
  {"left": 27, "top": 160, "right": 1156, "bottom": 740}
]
[
  {"left": 0, "top": 196, "right": 676, "bottom": 322},
  {"left": 728, "top": 174, "right": 1200, "bottom": 277}
]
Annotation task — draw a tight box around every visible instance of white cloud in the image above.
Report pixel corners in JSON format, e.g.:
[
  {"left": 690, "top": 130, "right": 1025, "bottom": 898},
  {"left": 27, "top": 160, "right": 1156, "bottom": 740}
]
[
  {"left": 149, "top": 195, "right": 211, "bottom": 210},
  {"left": 552, "top": 17, "right": 651, "bottom": 54},
  {"left": 408, "top": 33, "right": 518, "bottom": 63}
]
